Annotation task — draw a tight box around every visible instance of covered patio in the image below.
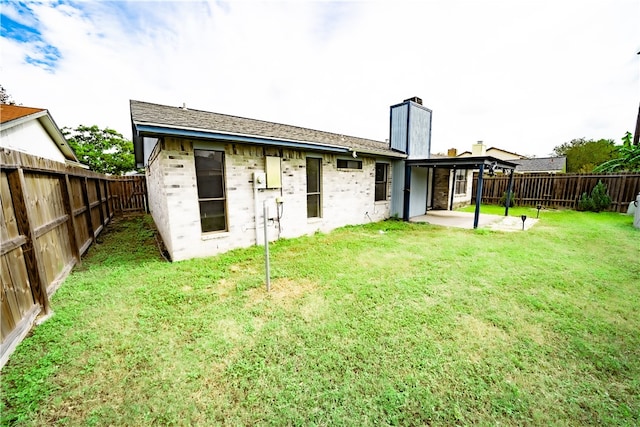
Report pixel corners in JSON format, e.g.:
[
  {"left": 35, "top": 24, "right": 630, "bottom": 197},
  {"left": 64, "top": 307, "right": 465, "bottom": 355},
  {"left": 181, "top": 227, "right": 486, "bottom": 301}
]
[
  {"left": 403, "top": 156, "right": 519, "bottom": 228},
  {"left": 410, "top": 210, "right": 538, "bottom": 231}
]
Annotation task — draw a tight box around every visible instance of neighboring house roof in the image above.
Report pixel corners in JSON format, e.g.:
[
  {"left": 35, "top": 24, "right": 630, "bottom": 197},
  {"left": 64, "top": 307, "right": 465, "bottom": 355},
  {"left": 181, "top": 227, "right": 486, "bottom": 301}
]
[
  {"left": 130, "top": 100, "right": 406, "bottom": 166},
  {"left": 0, "top": 104, "right": 81, "bottom": 164},
  {"left": 485, "top": 147, "right": 527, "bottom": 160},
  {"left": 0, "top": 105, "right": 45, "bottom": 123},
  {"left": 457, "top": 147, "right": 526, "bottom": 160},
  {"left": 513, "top": 157, "right": 566, "bottom": 173}
]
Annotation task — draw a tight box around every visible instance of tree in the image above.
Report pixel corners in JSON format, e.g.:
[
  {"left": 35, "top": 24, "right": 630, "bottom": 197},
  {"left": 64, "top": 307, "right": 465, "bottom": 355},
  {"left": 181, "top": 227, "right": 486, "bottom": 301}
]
[
  {"left": 63, "top": 125, "right": 135, "bottom": 175},
  {"left": 577, "top": 180, "right": 611, "bottom": 212},
  {"left": 552, "top": 138, "right": 617, "bottom": 173},
  {"left": 1, "top": 84, "right": 16, "bottom": 105},
  {"left": 593, "top": 132, "right": 640, "bottom": 172}
]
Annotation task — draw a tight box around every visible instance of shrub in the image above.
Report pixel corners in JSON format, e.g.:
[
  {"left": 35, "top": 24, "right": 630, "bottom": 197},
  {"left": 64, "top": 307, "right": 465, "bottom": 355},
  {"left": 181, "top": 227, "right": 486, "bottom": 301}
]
[
  {"left": 577, "top": 192, "right": 595, "bottom": 211},
  {"left": 590, "top": 180, "right": 612, "bottom": 211},
  {"left": 499, "top": 191, "right": 516, "bottom": 207},
  {"left": 577, "top": 180, "right": 611, "bottom": 212}
]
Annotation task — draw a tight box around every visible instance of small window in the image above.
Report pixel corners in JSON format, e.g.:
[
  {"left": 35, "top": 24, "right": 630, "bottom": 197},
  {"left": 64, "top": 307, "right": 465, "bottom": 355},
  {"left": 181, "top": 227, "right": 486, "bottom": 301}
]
[
  {"left": 306, "top": 157, "right": 322, "bottom": 218},
  {"left": 375, "top": 163, "right": 388, "bottom": 201},
  {"left": 454, "top": 169, "right": 467, "bottom": 195},
  {"left": 194, "top": 149, "right": 227, "bottom": 232},
  {"left": 337, "top": 159, "right": 362, "bottom": 169}
]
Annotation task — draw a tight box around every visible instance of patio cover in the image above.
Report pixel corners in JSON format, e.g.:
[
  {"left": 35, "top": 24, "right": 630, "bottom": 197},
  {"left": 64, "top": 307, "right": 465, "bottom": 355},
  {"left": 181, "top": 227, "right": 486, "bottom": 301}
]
[{"left": 404, "top": 156, "right": 519, "bottom": 228}]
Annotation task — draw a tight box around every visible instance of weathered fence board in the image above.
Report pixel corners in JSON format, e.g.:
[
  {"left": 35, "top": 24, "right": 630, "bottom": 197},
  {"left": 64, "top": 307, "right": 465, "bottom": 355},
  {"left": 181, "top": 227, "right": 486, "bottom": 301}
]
[
  {"left": 473, "top": 172, "right": 640, "bottom": 212},
  {"left": 0, "top": 148, "right": 147, "bottom": 368}
]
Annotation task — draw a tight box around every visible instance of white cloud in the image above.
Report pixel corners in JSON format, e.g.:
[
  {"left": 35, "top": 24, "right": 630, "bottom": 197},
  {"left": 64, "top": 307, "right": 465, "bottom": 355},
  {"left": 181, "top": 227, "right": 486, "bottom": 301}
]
[{"left": 1, "top": 0, "right": 638, "bottom": 157}]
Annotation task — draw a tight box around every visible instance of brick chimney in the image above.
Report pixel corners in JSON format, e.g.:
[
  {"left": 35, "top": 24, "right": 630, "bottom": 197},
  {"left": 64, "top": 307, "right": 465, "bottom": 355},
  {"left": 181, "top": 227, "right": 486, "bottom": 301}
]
[
  {"left": 447, "top": 148, "right": 457, "bottom": 157},
  {"left": 472, "top": 141, "right": 486, "bottom": 156}
]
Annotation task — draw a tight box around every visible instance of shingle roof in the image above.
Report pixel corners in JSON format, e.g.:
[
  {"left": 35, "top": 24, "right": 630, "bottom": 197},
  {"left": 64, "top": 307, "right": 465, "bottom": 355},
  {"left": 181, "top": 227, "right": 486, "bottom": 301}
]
[
  {"left": 486, "top": 147, "right": 526, "bottom": 159},
  {"left": 0, "top": 105, "right": 45, "bottom": 124},
  {"left": 130, "top": 100, "right": 402, "bottom": 157},
  {"left": 513, "top": 157, "right": 566, "bottom": 172}
]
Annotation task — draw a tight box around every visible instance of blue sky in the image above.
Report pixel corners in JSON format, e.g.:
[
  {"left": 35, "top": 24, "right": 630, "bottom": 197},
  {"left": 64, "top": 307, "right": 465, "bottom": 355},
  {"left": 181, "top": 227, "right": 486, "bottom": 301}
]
[{"left": 1, "top": 0, "right": 638, "bottom": 157}]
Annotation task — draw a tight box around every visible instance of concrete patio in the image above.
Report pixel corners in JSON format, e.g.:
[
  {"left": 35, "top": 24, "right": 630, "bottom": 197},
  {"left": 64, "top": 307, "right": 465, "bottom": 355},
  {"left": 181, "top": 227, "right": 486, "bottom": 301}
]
[{"left": 410, "top": 210, "right": 538, "bottom": 231}]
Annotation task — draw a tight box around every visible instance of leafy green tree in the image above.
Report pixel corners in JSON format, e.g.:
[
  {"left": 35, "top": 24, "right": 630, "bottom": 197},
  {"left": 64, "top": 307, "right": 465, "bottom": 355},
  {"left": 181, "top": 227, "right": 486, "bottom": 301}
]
[
  {"left": 63, "top": 125, "right": 135, "bottom": 175},
  {"left": 593, "top": 132, "right": 640, "bottom": 172},
  {"left": 552, "top": 138, "right": 617, "bottom": 173}
]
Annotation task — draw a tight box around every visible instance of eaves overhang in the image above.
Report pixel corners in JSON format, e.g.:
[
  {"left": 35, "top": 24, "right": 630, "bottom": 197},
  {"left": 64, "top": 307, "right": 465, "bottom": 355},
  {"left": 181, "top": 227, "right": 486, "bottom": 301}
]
[
  {"left": 38, "top": 114, "right": 79, "bottom": 162},
  {"left": 133, "top": 122, "right": 351, "bottom": 154}
]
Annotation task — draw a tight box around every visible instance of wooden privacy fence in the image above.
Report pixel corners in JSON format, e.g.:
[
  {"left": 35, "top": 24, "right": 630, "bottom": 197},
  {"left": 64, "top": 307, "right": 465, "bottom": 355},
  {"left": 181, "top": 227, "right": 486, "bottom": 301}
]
[
  {"left": 1, "top": 148, "right": 147, "bottom": 367},
  {"left": 473, "top": 172, "right": 640, "bottom": 212}
]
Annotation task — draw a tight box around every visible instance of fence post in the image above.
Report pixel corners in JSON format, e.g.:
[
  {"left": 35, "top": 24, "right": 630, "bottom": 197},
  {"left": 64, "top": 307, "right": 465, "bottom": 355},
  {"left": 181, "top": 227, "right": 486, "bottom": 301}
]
[
  {"left": 517, "top": 175, "right": 524, "bottom": 206},
  {"left": 7, "top": 169, "right": 50, "bottom": 313},
  {"left": 82, "top": 177, "right": 96, "bottom": 244},
  {"left": 61, "top": 174, "right": 81, "bottom": 265},
  {"left": 95, "top": 178, "right": 105, "bottom": 228},
  {"left": 103, "top": 179, "right": 112, "bottom": 220},
  {"left": 575, "top": 175, "right": 583, "bottom": 210}
]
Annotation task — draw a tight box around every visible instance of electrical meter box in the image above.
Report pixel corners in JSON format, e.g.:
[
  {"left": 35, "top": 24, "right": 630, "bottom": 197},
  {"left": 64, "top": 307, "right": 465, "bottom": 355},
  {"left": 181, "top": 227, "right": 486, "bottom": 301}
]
[
  {"left": 253, "top": 172, "right": 267, "bottom": 189},
  {"left": 265, "top": 156, "right": 282, "bottom": 188}
]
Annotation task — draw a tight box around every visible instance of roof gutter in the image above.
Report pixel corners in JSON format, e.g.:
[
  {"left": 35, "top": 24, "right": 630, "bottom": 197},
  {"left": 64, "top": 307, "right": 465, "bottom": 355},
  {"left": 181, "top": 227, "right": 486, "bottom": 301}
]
[{"left": 349, "top": 147, "right": 407, "bottom": 159}]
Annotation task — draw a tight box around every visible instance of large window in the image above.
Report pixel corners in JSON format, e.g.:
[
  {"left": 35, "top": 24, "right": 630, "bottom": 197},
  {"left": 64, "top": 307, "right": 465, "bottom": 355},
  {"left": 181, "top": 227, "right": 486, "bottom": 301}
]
[
  {"left": 194, "top": 149, "right": 227, "bottom": 232},
  {"left": 454, "top": 169, "right": 467, "bottom": 195},
  {"left": 375, "top": 163, "right": 388, "bottom": 201},
  {"left": 306, "top": 157, "right": 322, "bottom": 218}
]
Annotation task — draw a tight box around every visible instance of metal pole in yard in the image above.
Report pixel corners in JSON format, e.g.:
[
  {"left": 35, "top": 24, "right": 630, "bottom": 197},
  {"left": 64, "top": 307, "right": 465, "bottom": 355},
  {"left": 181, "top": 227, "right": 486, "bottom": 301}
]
[
  {"left": 263, "top": 200, "right": 271, "bottom": 292},
  {"left": 473, "top": 164, "right": 485, "bottom": 229},
  {"left": 505, "top": 168, "right": 515, "bottom": 216}
]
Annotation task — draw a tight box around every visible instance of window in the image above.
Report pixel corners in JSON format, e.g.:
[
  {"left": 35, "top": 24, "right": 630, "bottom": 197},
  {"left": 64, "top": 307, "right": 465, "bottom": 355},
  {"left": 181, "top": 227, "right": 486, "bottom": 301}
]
[
  {"left": 375, "top": 163, "right": 388, "bottom": 201},
  {"left": 194, "top": 149, "right": 227, "bottom": 232},
  {"left": 306, "top": 157, "right": 322, "bottom": 218},
  {"left": 454, "top": 169, "right": 467, "bottom": 195},
  {"left": 337, "top": 159, "right": 362, "bottom": 169}
]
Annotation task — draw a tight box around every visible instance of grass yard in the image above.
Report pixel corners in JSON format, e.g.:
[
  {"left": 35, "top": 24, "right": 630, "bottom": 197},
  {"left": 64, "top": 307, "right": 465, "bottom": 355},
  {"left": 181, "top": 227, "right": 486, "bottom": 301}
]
[{"left": 1, "top": 208, "right": 639, "bottom": 425}]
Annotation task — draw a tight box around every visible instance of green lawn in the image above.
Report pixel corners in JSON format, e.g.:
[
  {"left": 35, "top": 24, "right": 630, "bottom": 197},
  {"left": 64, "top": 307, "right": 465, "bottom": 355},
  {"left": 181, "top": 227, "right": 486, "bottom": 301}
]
[{"left": 2, "top": 209, "right": 639, "bottom": 425}]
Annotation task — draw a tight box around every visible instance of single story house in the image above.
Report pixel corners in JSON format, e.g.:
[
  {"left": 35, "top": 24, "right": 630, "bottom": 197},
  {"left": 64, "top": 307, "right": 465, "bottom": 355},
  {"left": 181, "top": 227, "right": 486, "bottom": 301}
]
[
  {"left": 131, "top": 98, "right": 516, "bottom": 261},
  {"left": 131, "top": 97, "right": 436, "bottom": 261},
  {"left": 0, "top": 104, "right": 85, "bottom": 168}
]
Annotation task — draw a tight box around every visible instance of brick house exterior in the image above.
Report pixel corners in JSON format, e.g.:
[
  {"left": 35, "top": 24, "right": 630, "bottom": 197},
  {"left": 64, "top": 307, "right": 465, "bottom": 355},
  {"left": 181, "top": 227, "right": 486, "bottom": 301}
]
[{"left": 131, "top": 100, "right": 416, "bottom": 261}]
